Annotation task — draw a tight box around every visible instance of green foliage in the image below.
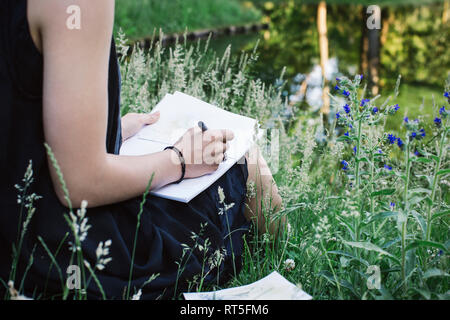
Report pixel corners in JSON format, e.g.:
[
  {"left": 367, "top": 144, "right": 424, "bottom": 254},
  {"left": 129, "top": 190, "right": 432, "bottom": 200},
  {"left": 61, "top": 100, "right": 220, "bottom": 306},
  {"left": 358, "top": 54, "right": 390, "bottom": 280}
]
[
  {"left": 114, "top": 0, "right": 262, "bottom": 39},
  {"left": 380, "top": 4, "right": 450, "bottom": 88}
]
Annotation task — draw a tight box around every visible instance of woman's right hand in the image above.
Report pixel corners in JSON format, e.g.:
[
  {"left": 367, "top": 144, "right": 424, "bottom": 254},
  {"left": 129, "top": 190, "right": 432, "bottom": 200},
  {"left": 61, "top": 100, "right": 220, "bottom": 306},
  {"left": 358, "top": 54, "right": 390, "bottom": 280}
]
[{"left": 172, "top": 127, "right": 234, "bottom": 179}]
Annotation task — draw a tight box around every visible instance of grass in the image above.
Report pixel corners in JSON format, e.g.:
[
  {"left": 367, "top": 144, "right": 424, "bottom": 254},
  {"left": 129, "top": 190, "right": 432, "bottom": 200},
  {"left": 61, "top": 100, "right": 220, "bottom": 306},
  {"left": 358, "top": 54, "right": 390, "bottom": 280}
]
[
  {"left": 114, "top": 0, "right": 262, "bottom": 40},
  {"left": 3, "top": 32, "right": 449, "bottom": 300}
]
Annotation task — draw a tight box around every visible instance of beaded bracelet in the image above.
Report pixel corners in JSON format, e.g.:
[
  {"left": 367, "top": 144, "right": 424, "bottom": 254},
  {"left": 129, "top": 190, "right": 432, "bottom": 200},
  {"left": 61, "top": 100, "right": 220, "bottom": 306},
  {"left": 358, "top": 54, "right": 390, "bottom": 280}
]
[{"left": 164, "top": 146, "right": 186, "bottom": 184}]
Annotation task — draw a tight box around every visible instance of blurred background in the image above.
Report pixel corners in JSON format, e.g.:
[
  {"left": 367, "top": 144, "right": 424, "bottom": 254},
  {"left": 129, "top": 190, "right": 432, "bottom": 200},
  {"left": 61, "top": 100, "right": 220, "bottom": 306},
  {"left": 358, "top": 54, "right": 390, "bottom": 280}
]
[{"left": 115, "top": 0, "right": 449, "bottom": 131}]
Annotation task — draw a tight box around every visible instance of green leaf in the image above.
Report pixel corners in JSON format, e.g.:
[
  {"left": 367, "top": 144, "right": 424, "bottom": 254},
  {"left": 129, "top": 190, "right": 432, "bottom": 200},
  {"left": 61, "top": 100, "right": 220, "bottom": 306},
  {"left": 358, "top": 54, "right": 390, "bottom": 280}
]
[
  {"left": 412, "top": 157, "right": 433, "bottom": 163},
  {"left": 367, "top": 211, "right": 398, "bottom": 224},
  {"left": 408, "top": 188, "right": 431, "bottom": 195},
  {"left": 337, "top": 135, "right": 352, "bottom": 142},
  {"left": 328, "top": 250, "right": 370, "bottom": 267},
  {"left": 357, "top": 157, "right": 370, "bottom": 163},
  {"left": 411, "top": 210, "right": 427, "bottom": 239},
  {"left": 405, "top": 240, "right": 448, "bottom": 253},
  {"left": 343, "top": 241, "right": 400, "bottom": 265},
  {"left": 370, "top": 188, "right": 396, "bottom": 197},
  {"left": 437, "top": 169, "right": 450, "bottom": 176},
  {"left": 423, "top": 268, "right": 450, "bottom": 279},
  {"left": 431, "top": 209, "right": 450, "bottom": 221}
]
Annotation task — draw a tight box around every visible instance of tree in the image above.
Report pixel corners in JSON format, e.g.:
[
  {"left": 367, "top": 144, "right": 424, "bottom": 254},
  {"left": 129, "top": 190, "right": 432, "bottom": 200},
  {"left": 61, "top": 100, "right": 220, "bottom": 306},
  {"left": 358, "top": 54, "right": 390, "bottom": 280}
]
[{"left": 317, "top": 1, "right": 330, "bottom": 114}]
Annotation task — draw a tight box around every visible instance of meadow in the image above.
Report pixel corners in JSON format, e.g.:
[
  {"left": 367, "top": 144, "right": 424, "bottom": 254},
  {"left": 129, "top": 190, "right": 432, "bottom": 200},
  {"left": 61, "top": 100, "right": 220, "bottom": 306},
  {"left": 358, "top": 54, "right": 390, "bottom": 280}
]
[
  {"left": 118, "top": 31, "right": 449, "bottom": 299},
  {"left": 4, "top": 24, "right": 449, "bottom": 300}
]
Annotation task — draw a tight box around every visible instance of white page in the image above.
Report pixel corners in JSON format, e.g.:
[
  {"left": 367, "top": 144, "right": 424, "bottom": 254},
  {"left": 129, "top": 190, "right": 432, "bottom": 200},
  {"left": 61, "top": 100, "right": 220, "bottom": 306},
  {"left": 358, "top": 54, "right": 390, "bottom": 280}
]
[
  {"left": 183, "top": 271, "right": 312, "bottom": 300},
  {"left": 120, "top": 92, "right": 258, "bottom": 203}
]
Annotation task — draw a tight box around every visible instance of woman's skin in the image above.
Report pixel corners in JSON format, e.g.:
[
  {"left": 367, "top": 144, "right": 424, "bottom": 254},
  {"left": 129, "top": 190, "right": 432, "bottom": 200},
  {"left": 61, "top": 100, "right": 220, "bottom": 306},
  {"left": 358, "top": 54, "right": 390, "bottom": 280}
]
[{"left": 28, "top": 0, "right": 285, "bottom": 235}]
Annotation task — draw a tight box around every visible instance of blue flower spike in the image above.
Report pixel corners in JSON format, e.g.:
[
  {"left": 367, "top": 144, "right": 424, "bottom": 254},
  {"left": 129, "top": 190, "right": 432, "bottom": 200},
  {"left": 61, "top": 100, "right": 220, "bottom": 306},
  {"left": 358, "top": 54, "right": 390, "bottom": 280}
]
[
  {"left": 341, "top": 160, "right": 349, "bottom": 171},
  {"left": 343, "top": 104, "right": 351, "bottom": 114}
]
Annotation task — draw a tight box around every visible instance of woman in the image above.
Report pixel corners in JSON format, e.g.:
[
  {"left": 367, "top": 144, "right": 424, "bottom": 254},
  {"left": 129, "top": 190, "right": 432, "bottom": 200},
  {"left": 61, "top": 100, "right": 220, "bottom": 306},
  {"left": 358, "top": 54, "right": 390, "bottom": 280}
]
[{"left": 0, "top": 0, "right": 283, "bottom": 299}]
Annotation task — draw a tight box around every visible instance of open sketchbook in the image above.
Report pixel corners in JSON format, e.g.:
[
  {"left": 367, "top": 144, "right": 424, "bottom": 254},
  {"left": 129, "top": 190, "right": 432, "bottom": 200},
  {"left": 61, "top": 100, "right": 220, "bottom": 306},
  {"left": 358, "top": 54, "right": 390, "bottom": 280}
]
[
  {"left": 183, "top": 271, "right": 312, "bottom": 300},
  {"left": 120, "top": 91, "right": 259, "bottom": 203}
]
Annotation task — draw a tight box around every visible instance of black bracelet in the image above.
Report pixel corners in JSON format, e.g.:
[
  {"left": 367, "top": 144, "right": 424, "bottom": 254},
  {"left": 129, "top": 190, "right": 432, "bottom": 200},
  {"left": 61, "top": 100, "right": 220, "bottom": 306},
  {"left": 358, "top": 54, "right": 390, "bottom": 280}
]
[{"left": 164, "top": 146, "right": 186, "bottom": 184}]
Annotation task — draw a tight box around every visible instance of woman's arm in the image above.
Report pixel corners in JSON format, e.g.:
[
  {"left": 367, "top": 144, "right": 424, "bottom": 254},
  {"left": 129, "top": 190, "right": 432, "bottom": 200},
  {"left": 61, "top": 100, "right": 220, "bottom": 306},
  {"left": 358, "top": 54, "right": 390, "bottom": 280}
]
[{"left": 29, "top": 0, "right": 231, "bottom": 208}]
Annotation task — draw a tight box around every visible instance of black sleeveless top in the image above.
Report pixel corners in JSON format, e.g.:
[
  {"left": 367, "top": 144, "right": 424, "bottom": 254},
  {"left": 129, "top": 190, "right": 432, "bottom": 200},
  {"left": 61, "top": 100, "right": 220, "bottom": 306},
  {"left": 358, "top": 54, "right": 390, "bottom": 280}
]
[{"left": 0, "top": 0, "right": 250, "bottom": 300}]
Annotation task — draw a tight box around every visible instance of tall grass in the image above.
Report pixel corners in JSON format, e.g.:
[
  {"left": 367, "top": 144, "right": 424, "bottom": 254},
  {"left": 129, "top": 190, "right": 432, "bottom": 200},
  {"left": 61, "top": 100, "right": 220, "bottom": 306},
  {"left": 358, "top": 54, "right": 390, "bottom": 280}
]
[
  {"left": 3, "top": 31, "right": 448, "bottom": 300},
  {"left": 119, "top": 31, "right": 450, "bottom": 299}
]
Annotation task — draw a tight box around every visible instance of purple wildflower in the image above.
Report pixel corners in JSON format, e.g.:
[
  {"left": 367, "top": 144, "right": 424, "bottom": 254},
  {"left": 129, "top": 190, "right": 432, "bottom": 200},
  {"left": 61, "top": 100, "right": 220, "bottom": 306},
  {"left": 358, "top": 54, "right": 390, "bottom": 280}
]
[
  {"left": 387, "top": 134, "right": 397, "bottom": 144},
  {"left": 343, "top": 104, "right": 351, "bottom": 114}
]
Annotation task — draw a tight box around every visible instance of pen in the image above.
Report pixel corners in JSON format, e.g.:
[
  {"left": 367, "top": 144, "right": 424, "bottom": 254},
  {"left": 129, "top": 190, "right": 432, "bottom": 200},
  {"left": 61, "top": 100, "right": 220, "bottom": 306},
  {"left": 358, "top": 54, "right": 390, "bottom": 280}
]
[{"left": 198, "top": 121, "right": 208, "bottom": 132}]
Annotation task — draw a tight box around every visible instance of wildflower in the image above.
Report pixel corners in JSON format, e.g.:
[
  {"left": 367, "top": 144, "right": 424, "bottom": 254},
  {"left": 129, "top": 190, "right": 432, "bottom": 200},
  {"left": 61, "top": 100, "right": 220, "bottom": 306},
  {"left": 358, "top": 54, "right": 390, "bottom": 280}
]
[
  {"left": 353, "top": 146, "right": 357, "bottom": 155},
  {"left": 414, "top": 150, "right": 421, "bottom": 156},
  {"left": 342, "top": 90, "right": 350, "bottom": 97},
  {"left": 335, "top": 85, "right": 340, "bottom": 91},
  {"left": 387, "top": 134, "right": 397, "bottom": 144},
  {"left": 384, "top": 164, "right": 392, "bottom": 171},
  {"left": 397, "top": 137, "right": 404, "bottom": 149},
  {"left": 336, "top": 77, "right": 341, "bottom": 82},
  {"left": 344, "top": 131, "right": 349, "bottom": 137},
  {"left": 444, "top": 92, "right": 449, "bottom": 98},
  {"left": 434, "top": 117, "right": 442, "bottom": 127},
  {"left": 283, "top": 259, "right": 296, "bottom": 272},
  {"left": 390, "top": 202, "right": 395, "bottom": 210},
  {"left": 95, "top": 240, "right": 113, "bottom": 271},
  {"left": 360, "top": 75, "right": 364, "bottom": 80},
  {"left": 343, "top": 104, "right": 351, "bottom": 114},
  {"left": 377, "top": 149, "right": 383, "bottom": 154},
  {"left": 217, "top": 186, "right": 235, "bottom": 215},
  {"left": 314, "top": 215, "right": 331, "bottom": 242},
  {"left": 8, "top": 281, "right": 32, "bottom": 300},
  {"left": 439, "top": 106, "right": 447, "bottom": 117},
  {"left": 372, "top": 107, "right": 378, "bottom": 114},
  {"left": 360, "top": 99, "right": 370, "bottom": 107},
  {"left": 336, "top": 112, "right": 341, "bottom": 119},
  {"left": 411, "top": 132, "right": 417, "bottom": 139},
  {"left": 404, "top": 117, "right": 409, "bottom": 123},
  {"left": 132, "top": 289, "right": 142, "bottom": 301},
  {"left": 393, "top": 104, "right": 400, "bottom": 113},
  {"left": 419, "top": 128, "right": 426, "bottom": 138},
  {"left": 341, "top": 160, "right": 349, "bottom": 171}
]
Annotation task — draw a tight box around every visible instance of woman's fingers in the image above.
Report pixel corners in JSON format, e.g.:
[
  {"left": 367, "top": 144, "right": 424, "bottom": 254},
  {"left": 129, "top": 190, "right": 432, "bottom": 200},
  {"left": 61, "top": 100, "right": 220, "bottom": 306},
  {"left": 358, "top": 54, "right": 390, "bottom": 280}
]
[
  {"left": 203, "top": 141, "right": 228, "bottom": 164},
  {"left": 203, "top": 129, "right": 234, "bottom": 144},
  {"left": 141, "top": 111, "right": 160, "bottom": 125}
]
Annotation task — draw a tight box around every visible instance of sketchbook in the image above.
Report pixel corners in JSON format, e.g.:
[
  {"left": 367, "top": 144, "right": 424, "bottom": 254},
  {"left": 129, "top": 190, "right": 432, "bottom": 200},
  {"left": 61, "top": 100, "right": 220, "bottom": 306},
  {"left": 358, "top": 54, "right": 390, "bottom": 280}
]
[
  {"left": 183, "top": 271, "right": 313, "bottom": 300},
  {"left": 119, "top": 92, "right": 260, "bottom": 203}
]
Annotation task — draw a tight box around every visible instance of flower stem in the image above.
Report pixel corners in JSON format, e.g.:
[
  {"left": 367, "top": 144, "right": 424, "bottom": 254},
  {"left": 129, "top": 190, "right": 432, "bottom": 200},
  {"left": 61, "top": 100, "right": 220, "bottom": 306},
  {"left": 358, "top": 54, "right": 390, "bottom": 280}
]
[
  {"left": 401, "top": 141, "right": 411, "bottom": 292},
  {"left": 425, "top": 122, "right": 447, "bottom": 241}
]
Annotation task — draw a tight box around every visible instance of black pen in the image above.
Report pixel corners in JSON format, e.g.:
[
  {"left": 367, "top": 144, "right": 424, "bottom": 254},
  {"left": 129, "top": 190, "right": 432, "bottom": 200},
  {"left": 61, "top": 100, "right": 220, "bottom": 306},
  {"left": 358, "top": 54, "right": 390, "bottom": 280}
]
[{"left": 198, "top": 121, "right": 208, "bottom": 132}]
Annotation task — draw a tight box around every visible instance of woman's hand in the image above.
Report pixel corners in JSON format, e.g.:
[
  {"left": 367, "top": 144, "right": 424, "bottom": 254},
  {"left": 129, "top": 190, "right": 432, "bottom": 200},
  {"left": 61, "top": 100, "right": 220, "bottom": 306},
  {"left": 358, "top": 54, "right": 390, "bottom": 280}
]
[
  {"left": 172, "top": 127, "right": 234, "bottom": 179},
  {"left": 121, "top": 111, "right": 160, "bottom": 142}
]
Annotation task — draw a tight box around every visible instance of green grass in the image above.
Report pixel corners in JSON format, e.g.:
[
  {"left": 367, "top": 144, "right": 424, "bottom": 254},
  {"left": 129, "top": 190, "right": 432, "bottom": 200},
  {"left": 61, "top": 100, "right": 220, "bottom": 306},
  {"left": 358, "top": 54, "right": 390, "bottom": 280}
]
[
  {"left": 114, "top": 0, "right": 262, "bottom": 40},
  {"left": 4, "top": 32, "right": 448, "bottom": 301},
  {"left": 384, "top": 83, "right": 447, "bottom": 135}
]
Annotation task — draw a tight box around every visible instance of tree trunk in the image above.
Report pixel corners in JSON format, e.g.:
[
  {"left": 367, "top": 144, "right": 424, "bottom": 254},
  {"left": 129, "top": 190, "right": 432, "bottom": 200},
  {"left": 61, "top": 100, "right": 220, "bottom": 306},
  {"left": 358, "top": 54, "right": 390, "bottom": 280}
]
[
  {"left": 317, "top": 1, "right": 330, "bottom": 115},
  {"left": 444, "top": 0, "right": 449, "bottom": 24},
  {"left": 359, "top": 6, "right": 369, "bottom": 78},
  {"left": 367, "top": 6, "right": 381, "bottom": 96}
]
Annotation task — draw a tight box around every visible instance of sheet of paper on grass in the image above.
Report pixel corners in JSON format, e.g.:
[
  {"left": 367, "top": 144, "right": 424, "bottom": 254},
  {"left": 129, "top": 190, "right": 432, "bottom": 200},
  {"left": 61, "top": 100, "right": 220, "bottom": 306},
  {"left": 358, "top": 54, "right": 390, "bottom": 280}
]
[
  {"left": 120, "top": 92, "right": 259, "bottom": 203},
  {"left": 183, "top": 271, "right": 312, "bottom": 300}
]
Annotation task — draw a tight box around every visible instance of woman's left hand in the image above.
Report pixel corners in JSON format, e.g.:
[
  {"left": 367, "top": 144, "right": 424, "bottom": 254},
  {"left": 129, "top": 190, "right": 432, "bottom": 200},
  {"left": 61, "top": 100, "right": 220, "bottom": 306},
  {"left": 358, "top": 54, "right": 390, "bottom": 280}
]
[{"left": 121, "top": 111, "right": 160, "bottom": 142}]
